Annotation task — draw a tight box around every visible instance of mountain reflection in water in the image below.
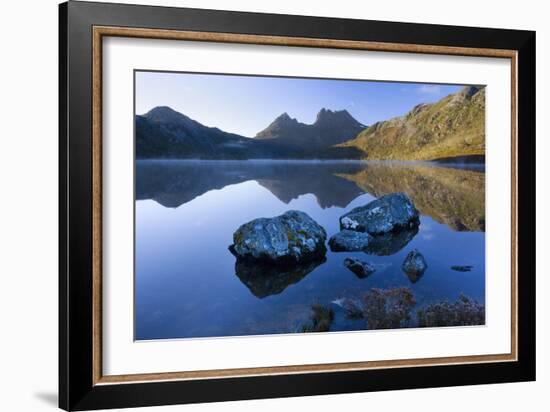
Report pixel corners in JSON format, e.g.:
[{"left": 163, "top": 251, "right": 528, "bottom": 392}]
[
  {"left": 136, "top": 160, "right": 365, "bottom": 209},
  {"left": 135, "top": 160, "right": 485, "bottom": 340},
  {"left": 136, "top": 160, "right": 484, "bottom": 231}
]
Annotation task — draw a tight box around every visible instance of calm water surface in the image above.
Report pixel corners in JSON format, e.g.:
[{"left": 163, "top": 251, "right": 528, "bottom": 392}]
[{"left": 135, "top": 160, "right": 485, "bottom": 340}]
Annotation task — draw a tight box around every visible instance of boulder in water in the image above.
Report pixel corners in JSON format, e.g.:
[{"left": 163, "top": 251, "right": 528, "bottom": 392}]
[
  {"left": 328, "top": 230, "right": 372, "bottom": 252},
  {"left": 229, "top": 210, "right": 327, "bottom": 265},
  {"left": 402, "top": 249, "right": 428, "bottom": 278},
  {"left": 339, "top": 192, "right": 419, "bottom": 235},
  {"left": 343, "top": 257, "right": 376, "bottom": 279}
]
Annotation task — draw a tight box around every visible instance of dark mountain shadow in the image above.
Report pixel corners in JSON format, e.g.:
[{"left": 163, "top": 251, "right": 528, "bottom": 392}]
[
  {"left": 337, "top": 162, "right": 485, "bottom": 232},
  {"left": 136, "top": 160, "right": 367, "bottom": 209},
  {"left": 234, "top": 257, "right": 326, "bottom": 299},
  {"left": 255, "top": 109, "right": 366, "bottom": 151},
  {"left": 136, "top": 106, "right": 368, "bottom": 160}
]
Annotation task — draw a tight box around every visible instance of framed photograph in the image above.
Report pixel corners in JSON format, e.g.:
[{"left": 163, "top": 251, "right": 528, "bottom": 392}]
[{"left": 59, "top": 1, "right": 535, "bottom": 410}]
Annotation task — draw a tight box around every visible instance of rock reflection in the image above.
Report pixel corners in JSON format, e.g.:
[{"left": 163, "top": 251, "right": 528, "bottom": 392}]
[
  {"left": 234, "top": 257, "right": 326, "bottom": 298},
  {"left": 403, "top": 270, "right": 424, "bottom": 284},
  {"left": 364, "top": 227, "right": 419, "bottom": 256},
  {"left": 329, "top": 226, "right": 418, "bottom": 256}
]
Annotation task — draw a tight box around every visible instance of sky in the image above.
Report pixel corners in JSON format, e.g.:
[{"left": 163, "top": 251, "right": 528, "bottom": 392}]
[{"left": 135, "top": 71, "right": 463, "bottom": 137}]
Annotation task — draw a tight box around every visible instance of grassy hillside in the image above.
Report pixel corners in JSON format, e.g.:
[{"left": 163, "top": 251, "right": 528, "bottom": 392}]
[{"left": 338, "top": 86, "right": 485, "bottom": 161}]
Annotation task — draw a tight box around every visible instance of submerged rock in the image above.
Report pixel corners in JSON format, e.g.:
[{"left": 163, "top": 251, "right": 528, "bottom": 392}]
[
  {"left": 328, "top": 230, "right": 372, "bottom": 252},
  {"left": 234, "top": 257, "right": 325, "bottom": 298},
  {"left": 339, "top": 192, "right": 419, "bottom": 235},
  {"left": 229, "top": 210, "right": 327, "bottom": 264},
  {"left": 402, "top": 249, "right": 428, "bottom": 278},
  {"left": 451, "top": 265, "right": 473, "bottom": 272},
  {"left": 343, "top": 257, "right": 376, "bottom": 279}
]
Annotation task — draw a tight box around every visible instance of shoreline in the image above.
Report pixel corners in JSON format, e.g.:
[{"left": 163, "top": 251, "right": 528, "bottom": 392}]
[{"left": 135, "top": 158, "right": 485, "bottom": 167}]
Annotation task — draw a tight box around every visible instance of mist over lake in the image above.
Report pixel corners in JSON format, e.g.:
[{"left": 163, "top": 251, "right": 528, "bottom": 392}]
[{"left": 135, "top": 160, "right": 485, "bottom": 340}]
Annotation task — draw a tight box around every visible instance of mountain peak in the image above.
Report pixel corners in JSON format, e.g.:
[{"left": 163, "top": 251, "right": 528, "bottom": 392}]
[
  {"left": 448, "top": 85, "right": 484, "bottom": 106},
  {"left": 274, "top": 112, "right": 296, "bottom": 123},
  {"left": 144, "top": 106, "right": 189, "bottom": 124},
  {"left": 255, "top": 107, "right": 365, "bottom": 147},
  {"left": 145, "top": 106, "right": 178, "bottom": 116},
  {"left": 460, "top": 85, "right": 482, "bottom": 98},
  {"left": 316, "top": 108, "right": 350, "bottom": 119},
  {"left": 316, "top": 107, "right": 334, "bottom": 117},
  {"left": 314, "top": 108, "right": 360, "bottom": 127}
]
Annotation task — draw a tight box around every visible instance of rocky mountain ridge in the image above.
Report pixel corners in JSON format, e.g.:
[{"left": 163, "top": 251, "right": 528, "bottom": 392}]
[
  {"left": 338, "top": 86, "right": 485, "bottom": 160},
  {"left": 255, "top": 108, "right": 366, "bottom": 151},
  {"left": 136, "top": 86, "right": 485, "bottom": 161}
]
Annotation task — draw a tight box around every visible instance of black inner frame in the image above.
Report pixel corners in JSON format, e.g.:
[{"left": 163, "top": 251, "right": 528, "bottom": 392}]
[{"left": 59, "top": 1, "right": 536, "bottom": 410}]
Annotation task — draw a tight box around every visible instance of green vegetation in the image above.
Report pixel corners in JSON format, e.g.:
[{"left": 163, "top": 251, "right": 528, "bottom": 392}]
[{"left": 338, "top": 86, "right": 485, "bottom": 161}]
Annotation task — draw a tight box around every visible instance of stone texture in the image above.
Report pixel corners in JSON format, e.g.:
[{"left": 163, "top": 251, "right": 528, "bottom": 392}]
[
  {"left": 229, "top": 210, "right": 327, "bottom": 264},
  {"left": 343, "top": 257, "right": 376, "bottom": 279},
  {"left": 339, "top": 193, "right": 419, "bottom": 235},
  {"left": 402, "top": 249, "right": 428, "bottom": 278},
  {"left": 328, "top": 230, "right": 372, "bottom": 252}
]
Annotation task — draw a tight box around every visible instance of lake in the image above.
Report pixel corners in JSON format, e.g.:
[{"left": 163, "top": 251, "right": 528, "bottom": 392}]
[{"left": 135, "top": 160, "right": 485, "bottom": 340}]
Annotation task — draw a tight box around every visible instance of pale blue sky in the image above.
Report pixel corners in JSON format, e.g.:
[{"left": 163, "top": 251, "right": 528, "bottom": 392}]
[{"left": 135, "top": 71, "right": 462, "bottom": 137}]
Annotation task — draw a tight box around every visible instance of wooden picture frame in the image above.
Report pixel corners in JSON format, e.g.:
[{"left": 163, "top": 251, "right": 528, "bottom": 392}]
[{"left": 59, "top": 1, "right": 535, "bottom": 410}]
